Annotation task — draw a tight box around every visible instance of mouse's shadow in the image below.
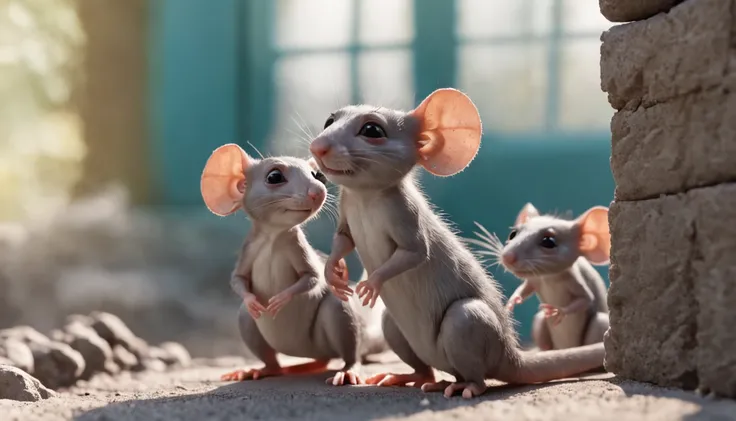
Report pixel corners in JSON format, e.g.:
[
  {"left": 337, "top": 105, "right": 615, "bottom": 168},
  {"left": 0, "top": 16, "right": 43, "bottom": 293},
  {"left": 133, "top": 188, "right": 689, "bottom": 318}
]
[{"left": 71, "top": 370, "right": 606, "bottom": 421}]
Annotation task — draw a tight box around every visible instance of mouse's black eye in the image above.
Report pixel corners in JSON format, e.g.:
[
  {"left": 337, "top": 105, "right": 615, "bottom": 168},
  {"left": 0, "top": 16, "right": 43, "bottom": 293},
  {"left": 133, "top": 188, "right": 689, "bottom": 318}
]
[
  {"left": 266, "top": 169, "right": 286, "bottom": 185},
  {"left": 507, "top": 229, "right": 518, "bottom": 241},
  {"left": 324, "top": 116, "right": 335, "bottom": 129},
  {"left": 540, "top": 236, "right": 557, "bottom": 249},
  {"left": 358, "top": 122, "right": 387, "bottom": 139},
  {"left": 312, "top": 170, "right": 327, "bottom": 185}
]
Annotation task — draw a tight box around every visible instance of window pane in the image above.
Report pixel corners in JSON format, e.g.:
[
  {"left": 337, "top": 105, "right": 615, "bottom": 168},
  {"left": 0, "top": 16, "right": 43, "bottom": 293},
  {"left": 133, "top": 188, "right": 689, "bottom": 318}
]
[
  {"left": 275, "top": 0, "right": 353, "bottom": 49},
  {"left": 358, "top": 49, "right": 414, "bottom": 110},
  {"left": 457, "top": 0, "right": 552, "bottom": 39},
  {"left": 561, "top": 0, "right": 613, "bottom": 34},
  {"left": 358, "top": 0, "right": 414, "bottom": 46},
  {"left": 270, "top": 54, "right": 351, "bottom": 155},
  {"left": 559, "top": 39, "right": 613, "bottom": 130},
  {"left": 458, "top": 44, "right": 548, "bottom": 132}
]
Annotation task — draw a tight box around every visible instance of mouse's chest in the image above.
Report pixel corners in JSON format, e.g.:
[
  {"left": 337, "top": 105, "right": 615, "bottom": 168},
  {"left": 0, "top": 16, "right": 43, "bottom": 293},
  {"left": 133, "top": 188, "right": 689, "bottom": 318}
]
[
  {"left": 344, "top": 200, "right": 393, "bottom": 271},
  {"left": 250, "top": 246, "right": 296, "bottom": 298}
]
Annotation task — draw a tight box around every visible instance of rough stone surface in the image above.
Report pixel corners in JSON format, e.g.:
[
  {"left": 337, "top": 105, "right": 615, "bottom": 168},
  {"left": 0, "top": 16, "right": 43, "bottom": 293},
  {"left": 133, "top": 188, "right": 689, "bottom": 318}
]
[
  {"left": 600, "top": 0, "right": 734, "bottom": 111},
  {"left": 605, "top": 194, "right": 698, "bottom": 389},
  {"left": 0, "top": 337, "right": 34, "bottom": 373},
  {"left": 607, "top": 183, "right": 736, "bottom": 396},
  {"left": 59, "top": 321, "right": 113, "bottom": 380},
  {"left": 112, "top": 345, "right": 137, "bottom": 370},
  {"left": 156, "top": 342, "right": 191, "bottom": 368},
  {"left": 0, "top": 364, "right": 55, "bottom": 402},
  {"left": 691, "top": 183, "right": 736, "bottom": 397},
  {"left": 600, "top": 0, "right": 684, "bottom": 22},
  {"left": 610, "top": 86, "right": 736, "bottom": 201},
  {"left": 90, "top": 312, "right": 148, "bottom": 360},
  {"left": 31, "top": 341, "right": 86, "bottom": 389}
]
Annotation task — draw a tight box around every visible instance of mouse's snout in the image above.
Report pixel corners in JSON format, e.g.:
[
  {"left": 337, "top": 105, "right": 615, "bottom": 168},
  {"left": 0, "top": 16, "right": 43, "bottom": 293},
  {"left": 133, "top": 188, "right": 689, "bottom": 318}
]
[
  {"left": 501, "top": 251, "right": 517, "bottom": 266},
  {"left": 309, "top": 137, "right": 331, "bottom": 158},
  {"left": 307, "top": 185, "right": 325, "bottom": 206}
]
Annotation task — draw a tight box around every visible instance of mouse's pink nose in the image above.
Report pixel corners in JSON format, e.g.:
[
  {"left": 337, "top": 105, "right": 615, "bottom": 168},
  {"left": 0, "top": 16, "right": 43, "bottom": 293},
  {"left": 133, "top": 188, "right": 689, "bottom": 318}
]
[
  {"left": 307, "top": 187, "right": 324, "bottom": 203},
  {"left": 501, "top": 252, "right": 517, "bottom": 266},
  {"left": 309, "top": 138, "right": 330, "bottom": 158}
]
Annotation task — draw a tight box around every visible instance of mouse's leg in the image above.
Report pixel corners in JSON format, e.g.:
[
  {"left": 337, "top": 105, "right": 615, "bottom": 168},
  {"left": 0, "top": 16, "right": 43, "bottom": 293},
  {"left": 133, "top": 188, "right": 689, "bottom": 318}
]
[
  {"left": 365, "top": 312, "right": 435, "bottom": 388},
  {"left": 582, "top": 312, "right": 609, "bottom": 345},
  {"left": 221, "top": 305, "right": 282, "bottom": 381},
  {"left": 317, "top": 297, "right": 363, "bottom": 386},
  {"left": 426, "top": 298, "right": 500, "bottom": 399},
  {"left": 532, "top": 310, "right": 553, "bottom": 351}
]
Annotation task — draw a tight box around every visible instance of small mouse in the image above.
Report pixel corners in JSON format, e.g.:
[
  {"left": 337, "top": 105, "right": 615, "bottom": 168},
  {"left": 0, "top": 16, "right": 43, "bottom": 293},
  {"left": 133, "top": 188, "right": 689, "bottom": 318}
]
[
  {"left": 466, "top": 203, "right": 610, "bottom": 354},
  {"left": 308, "top": 88, "right": 606, "bottom": 399},
  {"left": 200, "top": 143, "right": 387, "bottom": 386}
]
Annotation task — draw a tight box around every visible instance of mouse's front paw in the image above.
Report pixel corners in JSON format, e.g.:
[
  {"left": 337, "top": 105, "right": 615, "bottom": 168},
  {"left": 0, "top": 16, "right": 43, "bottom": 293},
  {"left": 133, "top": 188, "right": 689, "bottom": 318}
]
[
  {"left": 325, "top": 259, "right": 354, "bottom": 301},
  {"left": 356, "top": 274, "right": 383, "bottom": 308},
  {"left": 267, "top": 290, "right": 293, "bottom": 316},
  {"left": 539, "top": 303, "right": 565, "bottom": 326}
]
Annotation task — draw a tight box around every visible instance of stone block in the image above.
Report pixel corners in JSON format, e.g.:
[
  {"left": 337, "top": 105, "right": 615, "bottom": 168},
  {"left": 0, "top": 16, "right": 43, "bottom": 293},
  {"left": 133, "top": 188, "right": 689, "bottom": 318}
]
[
  {"left": 611, "top": 86, "right": 736, "bottom": 201},
  {"left": 691, "top": 183, "right": 736, "bottom": 397},
  {"left": 600, "top": 0, "right": 733, "bottom": 110},
  {"left": 600, "top": 0, "right": 684, "bottom": 23},
  {"left": 605, "top": 195, "right": 698, "bottom": 388}
]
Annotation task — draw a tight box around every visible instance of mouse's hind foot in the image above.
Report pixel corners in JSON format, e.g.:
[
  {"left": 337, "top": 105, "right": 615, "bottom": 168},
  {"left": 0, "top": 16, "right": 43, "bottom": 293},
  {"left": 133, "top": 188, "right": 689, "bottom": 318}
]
[
  {"left": 426, "top": 381, "right": 486, "bottom": 399},
  {"left": 365, "top": 372, "right": 435, "bottom": 388},
  {"left": 325, "top": 369, "right": 363, "bottom": 386},
  {"left": 220, "top": 366, "right": 282, "bottom": 381}
]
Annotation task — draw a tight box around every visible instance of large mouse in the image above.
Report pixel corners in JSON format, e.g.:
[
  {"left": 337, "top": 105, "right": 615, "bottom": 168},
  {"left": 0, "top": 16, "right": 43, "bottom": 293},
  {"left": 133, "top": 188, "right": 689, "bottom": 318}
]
[
  {"left": 466, "top": 203, "right": 610, "bottom": 354},
  {"left": 307, "top": 89, "right": 606, "bottom": 399},
  {"left": 200, "top": 144, "right": 387, "bottom": 386}
]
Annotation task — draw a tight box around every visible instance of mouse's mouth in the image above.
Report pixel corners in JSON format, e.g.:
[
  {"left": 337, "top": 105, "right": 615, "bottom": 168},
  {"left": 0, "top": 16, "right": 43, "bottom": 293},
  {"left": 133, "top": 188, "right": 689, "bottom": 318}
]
[{"left": 314, "top": 157, "right": 355, "bottom": 176}]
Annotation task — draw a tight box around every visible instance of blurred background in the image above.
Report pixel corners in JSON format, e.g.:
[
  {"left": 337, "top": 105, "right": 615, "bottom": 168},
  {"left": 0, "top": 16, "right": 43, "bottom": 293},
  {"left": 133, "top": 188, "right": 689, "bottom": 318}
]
[{"left": 0, "top": 0, "right": 614, "bottom": 358}]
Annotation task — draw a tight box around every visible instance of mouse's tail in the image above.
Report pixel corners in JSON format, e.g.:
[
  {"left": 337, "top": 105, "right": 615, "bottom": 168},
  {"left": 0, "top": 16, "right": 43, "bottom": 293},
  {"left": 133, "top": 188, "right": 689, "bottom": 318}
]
[{"left": 495, "top": 343, "right": 605, "bottom": 384}]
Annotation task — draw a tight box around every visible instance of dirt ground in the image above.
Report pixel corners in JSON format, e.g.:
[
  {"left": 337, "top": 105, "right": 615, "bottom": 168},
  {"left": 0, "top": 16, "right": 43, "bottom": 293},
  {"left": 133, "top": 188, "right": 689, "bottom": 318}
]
[{"left": 3, "top": 353, "right": 735, "bottom": 421}]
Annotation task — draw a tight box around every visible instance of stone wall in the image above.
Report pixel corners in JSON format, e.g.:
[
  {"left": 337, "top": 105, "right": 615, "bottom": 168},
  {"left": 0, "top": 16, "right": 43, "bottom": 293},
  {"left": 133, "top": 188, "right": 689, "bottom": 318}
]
[{"left": 600, "top": 0, "right": 736, "bottom": 397}]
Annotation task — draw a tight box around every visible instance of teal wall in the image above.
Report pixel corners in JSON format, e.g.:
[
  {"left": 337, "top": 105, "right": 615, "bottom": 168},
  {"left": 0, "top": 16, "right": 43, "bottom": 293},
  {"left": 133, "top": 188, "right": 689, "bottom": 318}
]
[{"left": 148, "top": 0, "right": 614, "bottom": 343}]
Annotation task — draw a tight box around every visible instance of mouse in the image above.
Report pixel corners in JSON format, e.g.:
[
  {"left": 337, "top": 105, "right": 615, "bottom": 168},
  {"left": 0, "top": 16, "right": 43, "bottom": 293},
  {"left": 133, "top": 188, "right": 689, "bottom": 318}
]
[
  {"left": 308, "top": 88, "right": 606, "bottom": 399},
  {"left": 200, "top": 143, "right": 387, "bottom": 386},
  {"left": 466, "top": 203, "right": 610, "bottom": 355}
]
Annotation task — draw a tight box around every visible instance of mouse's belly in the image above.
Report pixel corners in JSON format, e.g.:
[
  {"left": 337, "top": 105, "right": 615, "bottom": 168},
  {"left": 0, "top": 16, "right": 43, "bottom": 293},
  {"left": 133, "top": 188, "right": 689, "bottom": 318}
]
[
  {"left": 254, "top": 295, "right": 334, "bottom": 359},
  {"left": 534, "top": 285, "right": 591, "bottom": 349},
  {"left": 345, "top": 205, "right": 392, "bottom": 273}
]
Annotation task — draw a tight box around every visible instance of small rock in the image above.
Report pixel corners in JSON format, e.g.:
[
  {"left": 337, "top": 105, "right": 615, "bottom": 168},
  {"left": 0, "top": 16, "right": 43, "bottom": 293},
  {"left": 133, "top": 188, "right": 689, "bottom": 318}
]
[
  {"left": 90, "top": 312, "right": 148, "bottom": 359},
  {"left": 0, "top": 326, "right": 52, "bottom": 347},
  {"left": 61, "top": 321, "right": 113, "bottom": 380},
  {"left": 141, "top": 358, "right": 166, "bottom": 372},
  {"left": 0, "top": 365, "right": 56, "bottom": 401},
  {"left": 0, "top": 338, "right": 34, "bottom": 373},
  {"left": 112, "top": 345, "right": 138, "bottom": 370},
  {"left": 31, "top": 341, "right": 86, "bottom": 389},
  {"left": 158, "top": 342, "right": 191, "bottom": 368}
]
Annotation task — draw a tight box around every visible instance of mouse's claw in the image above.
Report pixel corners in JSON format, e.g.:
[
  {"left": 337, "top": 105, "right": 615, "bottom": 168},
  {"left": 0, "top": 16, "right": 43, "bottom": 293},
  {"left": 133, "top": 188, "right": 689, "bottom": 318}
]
[
  {"left": 325, "top": 370, "right": 363, "bottom": 386},
  {"left": 441, "top": 381, "right": 487, "bottom": 399},
  {"left": 365, "top": 372, "right": 434, "bottom": 388}
]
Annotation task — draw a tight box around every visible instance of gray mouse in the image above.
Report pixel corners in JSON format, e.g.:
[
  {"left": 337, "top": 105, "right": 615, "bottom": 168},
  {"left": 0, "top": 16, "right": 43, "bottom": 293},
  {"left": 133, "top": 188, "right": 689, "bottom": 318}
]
[
  {"left": 200, "top": 143, "right": 387, "bottom": 386},
  {"left": 466, "top": 203, "right": 610, "bottom": 354},
  {"left": 308, "top": 89, "right": 606, "bottom": 399}
]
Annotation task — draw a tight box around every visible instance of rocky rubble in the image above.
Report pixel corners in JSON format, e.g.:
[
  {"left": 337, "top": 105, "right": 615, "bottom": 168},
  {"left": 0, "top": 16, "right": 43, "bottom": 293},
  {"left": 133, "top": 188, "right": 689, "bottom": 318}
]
[{"left": 0, "top": 311, "right": 191, "bottom": 401}]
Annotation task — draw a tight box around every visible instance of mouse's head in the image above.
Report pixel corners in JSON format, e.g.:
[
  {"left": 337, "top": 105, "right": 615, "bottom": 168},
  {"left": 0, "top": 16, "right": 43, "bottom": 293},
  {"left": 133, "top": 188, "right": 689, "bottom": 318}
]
[
  {"left": 309, "top": 88, "right": 483, "bottom": 189},
  {"left": 200, "top": 144, "right": 328, "bottom": 229},
  {"left": 497, "top": 203, "right": 611, "bottom": 277}
]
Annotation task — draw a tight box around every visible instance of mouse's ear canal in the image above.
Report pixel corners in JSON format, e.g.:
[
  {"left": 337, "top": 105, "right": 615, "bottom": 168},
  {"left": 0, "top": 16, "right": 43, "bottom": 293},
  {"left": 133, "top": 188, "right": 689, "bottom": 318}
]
[
  {"left": 201, "top": 143, "right": 251, "bottom": 216},
  {"left": 410, "top": 88, "right": 482, "bottom": 177},
  {"left": 577, "top": 206, "right": 611, "bottom": 265}
]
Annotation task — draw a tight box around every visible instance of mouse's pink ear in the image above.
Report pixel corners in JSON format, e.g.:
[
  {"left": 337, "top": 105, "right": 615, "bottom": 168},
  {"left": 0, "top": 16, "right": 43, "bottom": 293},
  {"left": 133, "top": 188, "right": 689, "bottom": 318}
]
[
  {"left": 200, "top": 143, "right": 252, "bottom": 216},
  {"left": 515, "top": 202, "right": 540, "bottom": 226},
  {"left": 409, "top": 88, "right": 482, "bottom": 177},
  {"left": 576, "top": 206, "right": 611, "bottom": 265}
]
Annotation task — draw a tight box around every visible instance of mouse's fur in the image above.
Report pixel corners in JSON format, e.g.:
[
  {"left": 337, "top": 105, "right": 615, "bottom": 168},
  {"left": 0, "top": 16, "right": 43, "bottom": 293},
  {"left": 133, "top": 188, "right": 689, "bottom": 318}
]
[
  {"left": 309, "top": 89, "right": 606, "bottom": 399},
  {"left": 467, "top": 203, "right": 610, "bottom": 354},
  {"left": 200, "top": 144, "right": 387, "bottom": 385}
]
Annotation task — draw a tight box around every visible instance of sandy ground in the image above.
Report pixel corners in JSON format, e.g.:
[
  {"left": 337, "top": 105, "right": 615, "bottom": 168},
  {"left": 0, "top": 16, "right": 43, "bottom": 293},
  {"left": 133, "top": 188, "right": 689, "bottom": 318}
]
[{"left": 3, "top": 353, "right": 735, "bottom": 421}]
